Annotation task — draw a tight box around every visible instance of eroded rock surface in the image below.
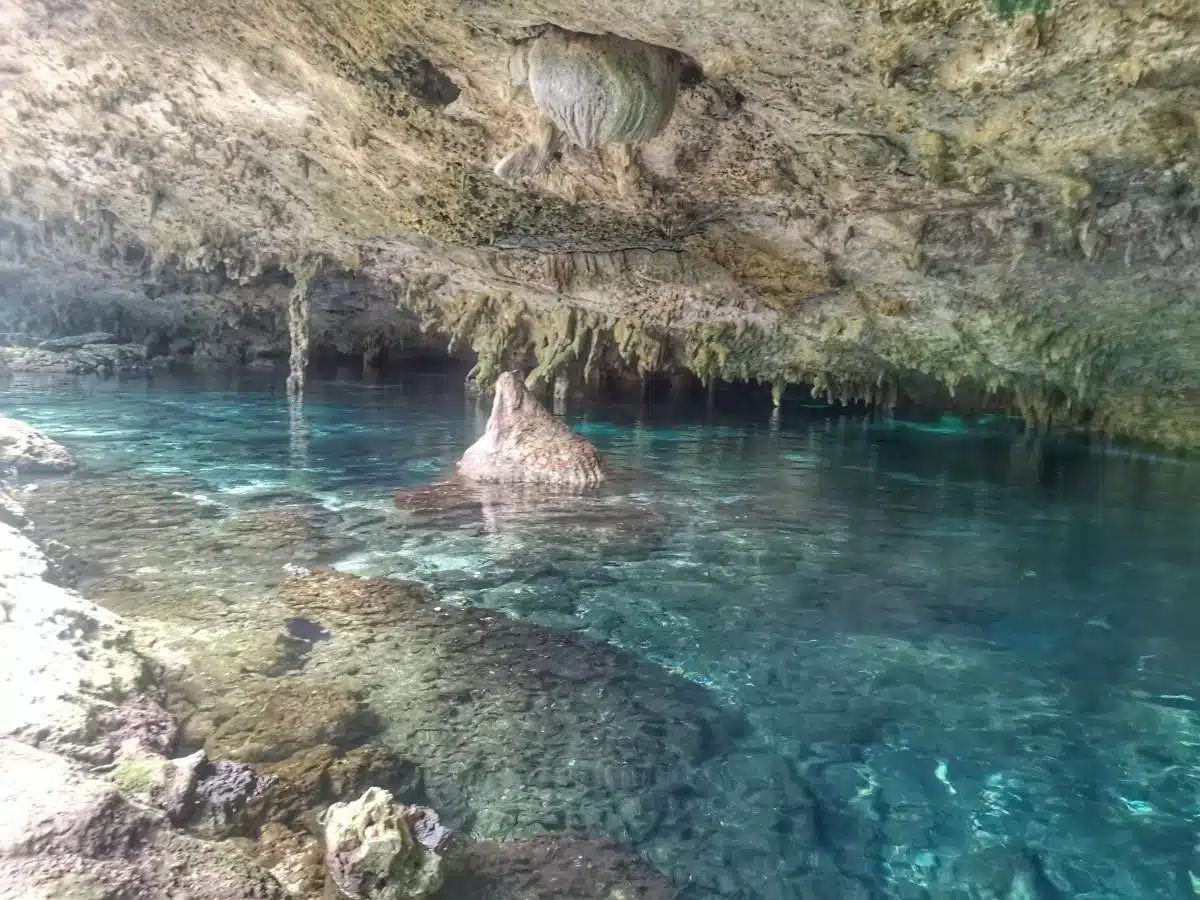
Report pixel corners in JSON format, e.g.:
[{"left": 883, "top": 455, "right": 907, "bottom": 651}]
[
  {"left": 0, "top": 740, "right": 289, "bottom": 900},
  {"left": 456, "top": 371, "right": 607, "bottom": 487},
  {"left": 1, "top": 0, "right": 1195, "bottom": 446},
  {"left": 0, "top": 418, "right": 77, "bottom": 474},
  {"left": 324, "top": 787, "right": 448, "bottom": 900},
  {"left": 0, "top": 481, "right": 290, "bottom": 900},
  {"left": 0, "top": 490, "right": 148, "bottom": 755}
]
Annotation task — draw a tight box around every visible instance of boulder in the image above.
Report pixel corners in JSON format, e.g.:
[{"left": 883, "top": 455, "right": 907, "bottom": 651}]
[
  {"left": 160, "top": 749, "right": 279, "bottom": 837},
  {"left": 323, "top": 787, "right": 449, "bottom": 900},
  {"left": 456, "top": 371, "right": 606, "bottom": 488},
  {"left": 0, "top": 418, "right": 76, "bottom": 474}
]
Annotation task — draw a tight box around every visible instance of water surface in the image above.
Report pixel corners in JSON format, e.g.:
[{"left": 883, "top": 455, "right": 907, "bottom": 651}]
[{"left": 4, "top": 370, "right": 1199, "bottom": 899}]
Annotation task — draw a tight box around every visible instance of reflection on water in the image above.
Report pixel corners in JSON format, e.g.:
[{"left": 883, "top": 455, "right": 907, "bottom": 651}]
[{"left": 4, "top": 370, "right": 1200, "bottom": 899}]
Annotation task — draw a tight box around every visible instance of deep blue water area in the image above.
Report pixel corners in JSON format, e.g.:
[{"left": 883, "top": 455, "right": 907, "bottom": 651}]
[{"left": 5, "top": 370, "right": 1200, "bottom": 899}]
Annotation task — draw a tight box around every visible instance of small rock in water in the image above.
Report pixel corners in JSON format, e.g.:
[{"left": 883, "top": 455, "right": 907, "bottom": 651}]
[
  {"left": 324, "top": 787, "right": 449, "bottom": 900},
  {"left": 0, "top": 418, "right": 77, "bottom": 474}
]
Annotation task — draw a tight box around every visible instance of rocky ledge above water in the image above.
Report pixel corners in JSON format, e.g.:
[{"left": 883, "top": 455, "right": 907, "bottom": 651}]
[{"left": 1, "top": 0, "right": 1197, "bottom": 448}]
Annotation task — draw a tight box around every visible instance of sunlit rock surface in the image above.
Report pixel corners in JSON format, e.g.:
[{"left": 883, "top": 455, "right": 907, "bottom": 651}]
[
  {"left": 0, "top": 418, "right": 77, "bottom": 474},
  {"left": 323, "top": 787, "right": 448, "bottom": 900},
  {"left": 0, "top": 0, "right": 1196, "bottom": 446}
]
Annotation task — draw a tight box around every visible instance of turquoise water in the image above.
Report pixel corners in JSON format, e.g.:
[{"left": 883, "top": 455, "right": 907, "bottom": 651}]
[{"left": 5, "top": 370, "right": 1200, "bottom": 898}]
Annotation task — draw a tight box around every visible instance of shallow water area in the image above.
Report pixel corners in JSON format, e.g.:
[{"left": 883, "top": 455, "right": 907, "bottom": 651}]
[{"left": 4, "top": 370, "right": 1200, "bottom": 899}]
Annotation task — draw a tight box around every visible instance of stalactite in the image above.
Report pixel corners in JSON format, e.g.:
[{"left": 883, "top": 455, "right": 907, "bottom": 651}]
[{"left": 285, "top": 259, "right": 321, "bottom": 402}]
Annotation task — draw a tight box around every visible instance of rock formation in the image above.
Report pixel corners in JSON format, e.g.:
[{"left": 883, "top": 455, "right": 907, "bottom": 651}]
[
  {"left": 457, "top": 371, "right": 608, "bottom": 487},
  {"left": 323, "top": 787, "right": 448, "bottom": 900},
  {"left": 0, "top": 418, "right": 77, "bottom": 474},
  {"left": 0, "top": 0, "right": 1195, "bottom": 447},
  {"left": 494, "top": 28, "right": 684, "bottom": 182}
]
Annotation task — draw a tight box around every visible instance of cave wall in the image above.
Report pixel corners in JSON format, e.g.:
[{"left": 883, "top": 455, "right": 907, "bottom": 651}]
[{"left": 0, "top": 0, "right": 1196, "bottom": 445}]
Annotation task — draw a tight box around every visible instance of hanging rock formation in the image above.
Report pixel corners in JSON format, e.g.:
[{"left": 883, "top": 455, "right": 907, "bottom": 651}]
[
  {"left": 0, "top": 0, "right": 1196, "bottom": 447},
  {"left": 494, "top": 28, "right": 683, "bottom": 181}
]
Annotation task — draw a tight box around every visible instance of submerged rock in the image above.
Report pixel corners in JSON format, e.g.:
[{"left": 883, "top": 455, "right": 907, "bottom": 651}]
[
  {"left": 323, "top": 787, "right": 448, "bottom": 900},
  {"left": 0, "top": 418, "right": 76, "bottom": 474},
  {"left": 249, "top": 742, "right": 425, "bottom": 833},
  {"left": 206, "top": 678, "right": 369, "bottom": 763},
  {"left": 443, "top": 833, "right": 678, "bottom": 900},
  {"left": 456, "top": 371, "right": 607, "bottom": 487}
]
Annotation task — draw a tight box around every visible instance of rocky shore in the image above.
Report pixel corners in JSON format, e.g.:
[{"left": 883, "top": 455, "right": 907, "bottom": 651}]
[{"left": 0, "top": 422, "right": 679, "bottom": 900}]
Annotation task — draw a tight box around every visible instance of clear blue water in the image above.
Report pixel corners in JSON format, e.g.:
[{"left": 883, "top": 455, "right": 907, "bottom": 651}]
[{"left": 5, "top": 370, "right": 1200, "bottom": 899}]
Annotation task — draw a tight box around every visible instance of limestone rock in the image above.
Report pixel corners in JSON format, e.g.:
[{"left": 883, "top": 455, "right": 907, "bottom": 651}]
[
  {"left": 457, "top": 371, "right": 607, "bottom": 487},
  {"left": 323, "top": 787, "right": 449, "bottom": 900},
  {"left": 252, "top": 742, "right": 424, "bottom": 829},
  {"left": 254, "top": 822, "right": 325, "bottom": 898},
  {"left": 0, "top": 419, "right": 76, "bottom": 474},
  {"left": 496, "top": 28, "right": 682, "bottom": 180},
  {"left": 0, "top": 739, "right": 288, "bottom": 900},
  {"left": 172, "top": 750, "right": 279, "bottom": 837},
  {"left": 0, "top": 511, "right": 148, "bottom": 755},
  {"left": 0, "top": 0, "right": 1197, "bottom": 446},
  {"left": 99, "top": 693, "right": 181, "bottom": 756},
  {"left": 37, "top": 332, "right": 118, "bottom": 350}
]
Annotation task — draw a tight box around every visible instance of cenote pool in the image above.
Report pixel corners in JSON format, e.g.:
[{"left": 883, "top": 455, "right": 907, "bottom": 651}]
[{"left": 4, "top": 370, "right": 1200, "bottom": 899}]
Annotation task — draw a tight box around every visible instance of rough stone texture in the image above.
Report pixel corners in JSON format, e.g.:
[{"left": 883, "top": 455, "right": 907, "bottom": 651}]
[
  {"left": 0, "top": 739, "right": 288, "bottom": 900},
  {"left": 323, "top": 787, "right": 447, "bottom": 900},
  {"left": 0, "top": 486, "right": 150, "bottom": 755},
  {"left": 443, "top": 833, "right": 679, "bottom": 900},
  {"left": 251, "top": 743, "right": 426, "bottom": 831},
  {"left": 0, "top": 418, "right": 77, "bottom": 473},
  {"left": 178, "top": 752, "right": 280, "bottom": 837},
  {"left": 19, "top": 474, "right": 756, "bottom": 893},
  {"left": 0, "top": 0, "right": 1196, "bottom": 446},
  {"left": 0, "top": 496, "right": 288, "bottom": 900},
  {"left": 100, "top": 692, "right": 181, "bottom": 755},
  {"left": 0, "top": 342, "right": 157, "bottom": 375},
  {"left": 206, "top": 678, "right": 371, "bottom": 764},
  {"left": 456, "top": 370, "right": 608, "bottom": 486}
]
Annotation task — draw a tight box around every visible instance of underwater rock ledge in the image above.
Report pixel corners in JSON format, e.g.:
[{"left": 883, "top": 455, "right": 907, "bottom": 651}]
[{"left": 1, "top": 434, "right": 685, "bottom": 899}]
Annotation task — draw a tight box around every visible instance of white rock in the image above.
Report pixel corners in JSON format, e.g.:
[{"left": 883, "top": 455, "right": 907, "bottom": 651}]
[
  {"left": 0, "top": 512, "right": 145, "bottom": 751},
  {"left": 324, "top": 787, "right": 446, "bottom": 900},
  {"left": 0, "top": 418, "right": 77, "bottom": 474}
]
